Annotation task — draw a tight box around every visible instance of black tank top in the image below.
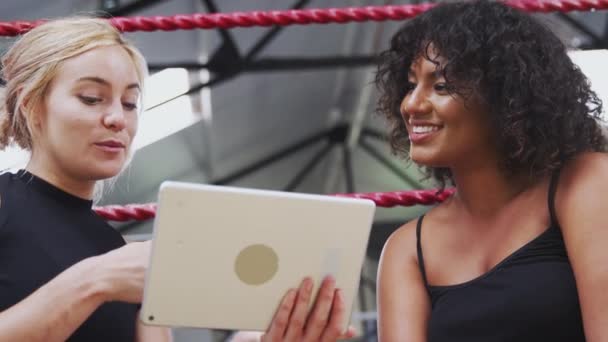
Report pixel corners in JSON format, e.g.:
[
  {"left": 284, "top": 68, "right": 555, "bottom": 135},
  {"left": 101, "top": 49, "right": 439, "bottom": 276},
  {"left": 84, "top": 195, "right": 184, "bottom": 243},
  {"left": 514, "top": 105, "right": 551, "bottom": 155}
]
[
  {"left": 0, "top": 170, "right": 138, "bottom": 341},
  {"left": 416, "top": 171, "right": 586, "bottom": 341}
]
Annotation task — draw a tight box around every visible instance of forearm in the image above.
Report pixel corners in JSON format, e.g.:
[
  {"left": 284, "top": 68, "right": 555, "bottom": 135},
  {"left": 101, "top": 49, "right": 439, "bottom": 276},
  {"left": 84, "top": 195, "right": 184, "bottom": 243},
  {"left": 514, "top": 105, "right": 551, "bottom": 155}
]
[
  {"left": 135, "top": 317, "right": 173, "bottom": 342},
  {"left": 0, "top": 257, "right": 107, "bottom": 342}
]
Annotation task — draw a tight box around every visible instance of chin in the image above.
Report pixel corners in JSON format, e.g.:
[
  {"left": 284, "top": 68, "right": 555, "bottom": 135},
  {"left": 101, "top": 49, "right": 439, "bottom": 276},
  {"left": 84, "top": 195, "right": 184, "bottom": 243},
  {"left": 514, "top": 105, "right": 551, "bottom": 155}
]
[
  {"left": 410, "top": 151, "right": 435, "bottom": 166},
  {"left": 87, "top": 162, "right": 125, "bottom": 180},
  {"left": 409, "top": 150, "right": 448, "bottom": 168}
]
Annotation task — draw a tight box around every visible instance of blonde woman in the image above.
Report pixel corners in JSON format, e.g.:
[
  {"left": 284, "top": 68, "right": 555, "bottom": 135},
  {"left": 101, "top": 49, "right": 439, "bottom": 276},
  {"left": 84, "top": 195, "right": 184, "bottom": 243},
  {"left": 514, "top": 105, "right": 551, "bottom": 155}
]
[{"left": 0, "top": 18, "right": 354, "bottom": 342}]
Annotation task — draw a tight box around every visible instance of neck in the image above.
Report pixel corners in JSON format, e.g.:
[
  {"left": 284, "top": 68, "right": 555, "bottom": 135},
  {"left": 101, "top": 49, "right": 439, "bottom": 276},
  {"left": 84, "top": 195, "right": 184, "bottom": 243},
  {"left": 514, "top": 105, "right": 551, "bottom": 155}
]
[
  {"left": 450, "top": 159, "right": 530, "bottom": 219},
  {"left": 26, "top": 156, "right": 96, "bottom": 200}
]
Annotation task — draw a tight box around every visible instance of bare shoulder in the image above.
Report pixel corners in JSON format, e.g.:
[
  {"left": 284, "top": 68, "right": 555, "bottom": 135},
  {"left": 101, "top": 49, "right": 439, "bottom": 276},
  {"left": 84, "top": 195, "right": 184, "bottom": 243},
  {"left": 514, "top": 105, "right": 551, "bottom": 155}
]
[
  {"left": 552, "top": 155, "right": 608, "bottom": 342},
  {"left": 377, "top": 212, "right": 434, "bottom": 341},
  {"left": 555, "top": 152, "right": 608, "bottom": 229},
  {"left": 558, "top": 152, "right": 608, "bottom": 205},
  {"left": 561, "top": 152, "right": 608, "bottom": 185},
  {"left": 381, "top": 201, "right": 451, "bottom": 265},
  {"left": 381, "top": 218, "right": 420, "bottom": 265}
]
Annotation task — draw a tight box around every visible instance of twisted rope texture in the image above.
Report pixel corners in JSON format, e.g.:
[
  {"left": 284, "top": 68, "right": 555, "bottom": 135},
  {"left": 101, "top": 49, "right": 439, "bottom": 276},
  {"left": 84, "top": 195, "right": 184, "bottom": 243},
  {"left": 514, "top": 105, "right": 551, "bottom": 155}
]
[
  {"left": 94, "top": 188, "right": 455, "bottom": 221},
  {"left": 0, "top": 0, "right": 605, "bottom": 36}
]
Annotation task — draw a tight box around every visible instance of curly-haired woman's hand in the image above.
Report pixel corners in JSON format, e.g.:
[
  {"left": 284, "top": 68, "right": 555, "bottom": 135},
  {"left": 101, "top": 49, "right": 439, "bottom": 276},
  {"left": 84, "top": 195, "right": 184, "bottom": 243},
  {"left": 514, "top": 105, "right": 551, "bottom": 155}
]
[{"left": 261, "top": 276, "right": 357, "bottom": 342}]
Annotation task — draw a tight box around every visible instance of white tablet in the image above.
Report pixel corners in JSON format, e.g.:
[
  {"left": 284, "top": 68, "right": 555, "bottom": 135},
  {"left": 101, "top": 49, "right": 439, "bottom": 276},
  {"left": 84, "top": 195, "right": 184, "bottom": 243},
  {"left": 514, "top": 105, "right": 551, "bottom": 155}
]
[{"left": 140, "top": 181, "right": 376, "bottom": 332}]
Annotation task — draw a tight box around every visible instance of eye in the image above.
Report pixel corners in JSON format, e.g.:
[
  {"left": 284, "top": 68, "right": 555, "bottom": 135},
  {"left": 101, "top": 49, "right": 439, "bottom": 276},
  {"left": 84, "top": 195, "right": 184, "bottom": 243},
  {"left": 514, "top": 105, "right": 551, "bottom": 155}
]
[
  {"left": 404, "top": 81, "right": 416, "bottom": 94},
  {"left": 122, "top": 102, "right": 138, "bottom": 111},
  {"left": 434, "top": 82, "right": 448, "bottom": 93},
  {"left": 78, "top": 95, "right": 102, "bottom": 105}
]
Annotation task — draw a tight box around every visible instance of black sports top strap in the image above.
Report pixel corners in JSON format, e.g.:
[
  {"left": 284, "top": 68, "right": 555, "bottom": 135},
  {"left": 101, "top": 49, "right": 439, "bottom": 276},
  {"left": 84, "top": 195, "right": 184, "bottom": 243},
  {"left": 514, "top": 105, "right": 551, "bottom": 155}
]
[
  {"left": 416, "top": 215, "right": 430, "bottom": 288},
  {"left": 548, "top": 169, "right": 561, "bottom": 227}
]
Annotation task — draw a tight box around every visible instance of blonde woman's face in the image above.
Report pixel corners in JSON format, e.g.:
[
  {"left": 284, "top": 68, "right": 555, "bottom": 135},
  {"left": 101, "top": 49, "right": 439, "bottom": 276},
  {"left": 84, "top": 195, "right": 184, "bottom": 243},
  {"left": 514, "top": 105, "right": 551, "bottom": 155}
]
[{"left": 37, "top": 45, "right": 140, "bottom": 180}]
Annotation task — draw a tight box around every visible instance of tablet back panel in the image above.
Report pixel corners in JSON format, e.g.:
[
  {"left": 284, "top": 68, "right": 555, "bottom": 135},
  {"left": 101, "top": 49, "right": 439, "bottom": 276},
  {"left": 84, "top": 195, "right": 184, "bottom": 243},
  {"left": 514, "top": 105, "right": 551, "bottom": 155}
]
[{"left": 140, "top": 182, "right": 375, "bottom": 331}]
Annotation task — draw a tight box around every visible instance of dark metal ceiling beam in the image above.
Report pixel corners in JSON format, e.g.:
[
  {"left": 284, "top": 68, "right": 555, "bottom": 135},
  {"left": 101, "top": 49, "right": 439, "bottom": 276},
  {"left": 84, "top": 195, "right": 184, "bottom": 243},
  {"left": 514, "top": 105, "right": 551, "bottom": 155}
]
[{"left": 100, "top": 0, "right": 169, "bottom": 17}]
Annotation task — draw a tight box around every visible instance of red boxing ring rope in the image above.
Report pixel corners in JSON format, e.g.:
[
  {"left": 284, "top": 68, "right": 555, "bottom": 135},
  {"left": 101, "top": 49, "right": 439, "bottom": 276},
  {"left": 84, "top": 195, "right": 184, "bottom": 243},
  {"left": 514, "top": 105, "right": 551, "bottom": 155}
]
[
  {"left": 0, "top": 0, "right": 606, "bottom": 36},
  {"left": 94, "top": 188, "right": 455, "bottom": 222},
  {"left": 9, "top": 0, "right": 584, "bottom": 221}
]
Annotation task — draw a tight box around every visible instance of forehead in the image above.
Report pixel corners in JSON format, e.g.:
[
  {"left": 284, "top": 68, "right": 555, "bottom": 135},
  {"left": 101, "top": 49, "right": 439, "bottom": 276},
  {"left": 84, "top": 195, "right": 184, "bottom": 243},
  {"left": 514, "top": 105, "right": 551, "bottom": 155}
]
[
  {"left": 409, "top": 48, "right": 447, "bottom": 77},
  {"left": 54, "top": 45, "right": 140, "bottom": 87},
  {"left": 409, "top": 41, "right": 447, "bottom": 70},
  {"left": 409, "top": 58, "right": 444, "bottom": 78}
]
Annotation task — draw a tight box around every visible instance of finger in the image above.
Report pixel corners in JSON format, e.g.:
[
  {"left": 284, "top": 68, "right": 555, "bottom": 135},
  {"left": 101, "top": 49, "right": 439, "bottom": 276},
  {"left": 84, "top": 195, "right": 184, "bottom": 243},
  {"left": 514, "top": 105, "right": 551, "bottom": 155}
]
[
  {"left": 283, "top": 277, "right": 314, "bottom": 340},
  {"left": 263, "top": 288, "right": 297, "bottom": 341},
  {"left": 320, "top": 289, "right": 347, "bottom": 342},
  {"left": 302, "top": 275, "right": 336, "bottom": 341},
  {"left": 337, "top": 326, "right": 358, "bottom": 339}
]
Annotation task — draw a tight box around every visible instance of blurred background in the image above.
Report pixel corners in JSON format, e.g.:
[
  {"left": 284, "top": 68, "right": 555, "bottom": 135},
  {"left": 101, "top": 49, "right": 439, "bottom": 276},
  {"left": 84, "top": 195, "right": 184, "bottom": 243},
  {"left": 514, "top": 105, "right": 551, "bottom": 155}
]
[{"left": 1, "top": 1, "right": 607, "bottom": 341}]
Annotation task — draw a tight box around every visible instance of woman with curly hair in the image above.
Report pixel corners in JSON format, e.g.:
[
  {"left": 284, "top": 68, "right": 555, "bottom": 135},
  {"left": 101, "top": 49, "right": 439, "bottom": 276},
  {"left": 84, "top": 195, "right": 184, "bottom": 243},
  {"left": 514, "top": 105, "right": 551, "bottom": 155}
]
[{"left": 376, "top": 1, "right": 608, "bottom": 341}]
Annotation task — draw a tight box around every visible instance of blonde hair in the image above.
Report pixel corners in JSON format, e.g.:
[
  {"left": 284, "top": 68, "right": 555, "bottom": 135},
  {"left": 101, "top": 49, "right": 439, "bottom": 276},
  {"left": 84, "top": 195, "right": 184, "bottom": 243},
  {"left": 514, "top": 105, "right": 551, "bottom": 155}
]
[{"left": 0, "top": 16, "right": 148, "bottom": 151}]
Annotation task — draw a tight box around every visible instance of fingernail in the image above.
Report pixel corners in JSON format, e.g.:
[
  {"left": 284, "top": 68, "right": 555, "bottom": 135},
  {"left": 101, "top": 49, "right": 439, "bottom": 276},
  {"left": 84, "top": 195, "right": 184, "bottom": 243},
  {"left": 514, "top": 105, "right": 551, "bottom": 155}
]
[
  {"left": 285, "top": 289, "right": 297, "bottom": 304},
  {"left": 305, "top": 278, "right": 313, "bottom": 291}
]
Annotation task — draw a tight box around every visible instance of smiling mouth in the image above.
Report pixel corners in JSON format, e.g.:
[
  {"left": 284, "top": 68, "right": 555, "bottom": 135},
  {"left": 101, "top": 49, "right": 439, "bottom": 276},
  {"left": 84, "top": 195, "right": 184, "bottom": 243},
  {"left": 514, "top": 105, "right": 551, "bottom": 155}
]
[
  {"left": 412, "top": 125, "right": 440, "bottom": 134},
  {"left": 409, "top": 125, "right": 442, "bottom": 143}
]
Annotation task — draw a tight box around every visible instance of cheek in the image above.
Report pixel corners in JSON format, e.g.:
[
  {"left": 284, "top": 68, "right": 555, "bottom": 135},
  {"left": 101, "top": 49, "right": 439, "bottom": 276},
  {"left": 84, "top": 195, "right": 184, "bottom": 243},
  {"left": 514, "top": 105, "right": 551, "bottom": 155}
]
[
  {"left": 53, "top": 120, "right": 88, "bottom": 149},
  {"left": 128, "top": 114, "right": 138, "bottom": 139},
  {"left": 42, "top": 89, "right": 100, "bottom": 155},
  {"left": 44, "top": 109, "right": 95, "bottom": 148},
  {"left": 448, "top": 112, "right": 494, "bottom": 151},
  {"left": 45, "top": 95, "right": 84, "bottom": 131},
  {"left": 439, "top": 97, "right": 477, "bottom": 127}
]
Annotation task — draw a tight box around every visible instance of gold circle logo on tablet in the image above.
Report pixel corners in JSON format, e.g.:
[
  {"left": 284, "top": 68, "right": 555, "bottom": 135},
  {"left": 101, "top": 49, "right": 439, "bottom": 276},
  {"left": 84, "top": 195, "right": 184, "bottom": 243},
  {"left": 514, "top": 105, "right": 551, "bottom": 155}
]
[{"left": 234, "top": 244, "right": 279, "bottom": 286}]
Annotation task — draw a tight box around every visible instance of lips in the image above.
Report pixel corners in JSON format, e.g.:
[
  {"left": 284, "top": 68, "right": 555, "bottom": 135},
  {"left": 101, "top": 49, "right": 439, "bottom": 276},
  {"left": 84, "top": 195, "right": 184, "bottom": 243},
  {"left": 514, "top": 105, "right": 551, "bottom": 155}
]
[
  {"left": 94, "top": 139, "right": 126, "bottom": 152},
  {"left": 408, "top": 124, "right": 443, "bottom": 144}
]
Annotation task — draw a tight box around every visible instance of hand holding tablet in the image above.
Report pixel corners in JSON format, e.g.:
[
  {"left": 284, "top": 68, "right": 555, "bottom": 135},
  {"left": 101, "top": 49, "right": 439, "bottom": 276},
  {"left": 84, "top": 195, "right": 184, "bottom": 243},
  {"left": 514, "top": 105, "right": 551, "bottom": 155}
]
[
  {"left": 140, "top": 182, "right": 375, "bottom": 333},
  {"left": 261, "top": 276, "right": 357, "bottom": 341}
]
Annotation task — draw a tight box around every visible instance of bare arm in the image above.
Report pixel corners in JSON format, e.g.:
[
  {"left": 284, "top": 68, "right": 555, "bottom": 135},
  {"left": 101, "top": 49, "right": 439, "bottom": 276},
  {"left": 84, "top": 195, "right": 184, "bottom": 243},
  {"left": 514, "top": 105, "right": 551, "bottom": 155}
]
[
  {"left": 0, "top": 257, "right": 106, "bottom": 342},
  {"left": 558, "top": 152, "right": 608, "bottom": 341},
  {"left": 377, "top": 220, "right": 430, "bottom": 342},
  {"left": 135, "top": 315, "right": 173, "bottom": 342}
]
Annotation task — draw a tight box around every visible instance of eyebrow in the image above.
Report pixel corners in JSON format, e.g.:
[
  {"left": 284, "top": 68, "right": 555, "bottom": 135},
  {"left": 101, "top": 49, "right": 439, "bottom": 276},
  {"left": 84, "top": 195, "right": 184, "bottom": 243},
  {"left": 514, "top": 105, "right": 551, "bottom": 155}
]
[
  {"left": 76, "top": 76, "right": 140, "bottom": 90},
  {"left": 408, "top": 69, "right": 444, "bottom": 79}
]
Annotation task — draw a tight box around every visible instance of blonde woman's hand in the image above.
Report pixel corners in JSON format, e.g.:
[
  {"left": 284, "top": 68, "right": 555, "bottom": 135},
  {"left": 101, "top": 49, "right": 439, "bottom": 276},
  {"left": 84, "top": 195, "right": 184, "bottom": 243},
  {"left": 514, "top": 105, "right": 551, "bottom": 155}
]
[{"left": 93, "top": 240, "right": 151, "bottom": 303}]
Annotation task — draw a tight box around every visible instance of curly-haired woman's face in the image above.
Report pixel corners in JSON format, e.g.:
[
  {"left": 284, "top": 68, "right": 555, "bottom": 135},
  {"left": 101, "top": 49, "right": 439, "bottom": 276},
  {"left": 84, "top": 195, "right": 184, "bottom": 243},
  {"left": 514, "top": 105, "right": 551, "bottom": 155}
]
[{"left": 400, "top": 53, "right": 496, "bottom": 168}]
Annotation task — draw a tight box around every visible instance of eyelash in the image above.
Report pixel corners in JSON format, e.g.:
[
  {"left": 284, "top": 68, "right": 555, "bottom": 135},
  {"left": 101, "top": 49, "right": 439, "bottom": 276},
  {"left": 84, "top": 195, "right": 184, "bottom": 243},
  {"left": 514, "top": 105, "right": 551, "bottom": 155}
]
[
  {"left": 78, "top": 95, "right": 138, "bottom": 111},
  {"left": 434, "top": 83, "right": 448, "bottom": 92},
  {"left": 79, "top": 95, "right": 101, "bottom": 105},
  {"left": 123, "top": 103, "right": 138, "bottom": 110},
  {"left": 404, "top": 82, "right": 449, "bottom": 93}
]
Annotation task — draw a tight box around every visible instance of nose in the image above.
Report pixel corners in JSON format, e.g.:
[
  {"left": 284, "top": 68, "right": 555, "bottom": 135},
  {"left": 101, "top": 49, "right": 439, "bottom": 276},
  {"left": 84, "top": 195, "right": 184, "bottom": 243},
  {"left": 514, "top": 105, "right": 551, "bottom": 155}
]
[
  {"left": 103, "top": 101, "right": 127, "bottom": 132},
  {"left": 400, "top": 86, "right": 432, "bottom": 119}
]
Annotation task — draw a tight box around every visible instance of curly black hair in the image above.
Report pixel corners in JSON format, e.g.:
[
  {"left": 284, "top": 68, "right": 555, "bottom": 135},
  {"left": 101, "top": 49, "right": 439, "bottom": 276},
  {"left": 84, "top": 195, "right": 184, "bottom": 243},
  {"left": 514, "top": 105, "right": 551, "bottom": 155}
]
[{"left": 376, "top": 0, "right": 605, "bottom": 187}]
